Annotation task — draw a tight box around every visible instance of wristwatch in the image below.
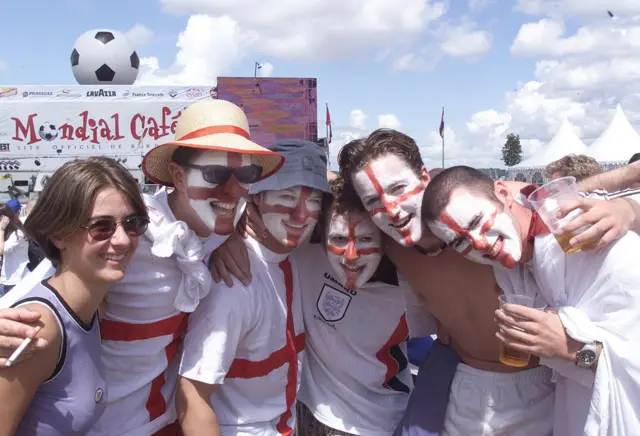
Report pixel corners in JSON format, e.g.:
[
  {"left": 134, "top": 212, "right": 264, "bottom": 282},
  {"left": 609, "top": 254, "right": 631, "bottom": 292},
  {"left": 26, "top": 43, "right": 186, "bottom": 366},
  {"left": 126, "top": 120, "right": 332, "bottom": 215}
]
[{"left": 575, "top": 342, "right": 598, "bottom": 368}]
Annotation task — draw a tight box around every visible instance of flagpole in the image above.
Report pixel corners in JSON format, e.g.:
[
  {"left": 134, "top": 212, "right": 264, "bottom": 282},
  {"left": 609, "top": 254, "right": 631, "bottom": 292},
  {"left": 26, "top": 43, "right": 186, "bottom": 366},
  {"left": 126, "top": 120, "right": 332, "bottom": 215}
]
[
  {"left": 439, "top": 106, "right": 445, "bottom": 168},
  {"left": 441, "top": 133, "right": 444, "bottom": 169}
]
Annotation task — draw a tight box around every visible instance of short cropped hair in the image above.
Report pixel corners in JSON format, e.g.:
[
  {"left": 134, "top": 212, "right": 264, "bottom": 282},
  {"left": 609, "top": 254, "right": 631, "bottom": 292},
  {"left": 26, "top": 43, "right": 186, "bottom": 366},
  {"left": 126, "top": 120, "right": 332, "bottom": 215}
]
[
  {"left": 25, "top": 157, "right": 148, "bottom": 267},
  {"left": 421, "top": 166, "right": 497, "bottom": 223},
  {"left": 544, "top": 154, "right": 602, "bottom": 181},
  {"left": 338, "top": 130, "right": 423, "bottom": 182},
  {"left": 330, "top": 176, "right": 366, "bottom": 216}
]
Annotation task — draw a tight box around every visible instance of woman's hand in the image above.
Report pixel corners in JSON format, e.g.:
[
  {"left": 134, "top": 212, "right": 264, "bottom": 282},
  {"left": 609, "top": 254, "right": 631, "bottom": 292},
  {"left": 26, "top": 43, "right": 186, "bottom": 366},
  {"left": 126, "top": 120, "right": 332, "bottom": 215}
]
[
  {"left": 0, "top": 307, "right": 48, "bottom": 367},
  {"left": 495, "top": 305, "right": 580, "bottom": 361}
]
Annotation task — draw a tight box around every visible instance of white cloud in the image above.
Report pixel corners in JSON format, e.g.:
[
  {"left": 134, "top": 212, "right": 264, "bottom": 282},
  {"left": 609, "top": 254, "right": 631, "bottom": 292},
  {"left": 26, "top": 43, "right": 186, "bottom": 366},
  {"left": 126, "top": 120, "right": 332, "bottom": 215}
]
[
  {"left": 327, "top": 109, "right": 403, "bottom": 169},
  {"left": 435, "top": 4, "right": 640, "bottom": 168},
  {"left": 349, "top": 109, "right": 367, "bottom": 130},
  {"left": 393, "top": 20, "right": 493, "bottom": 71},
  {"left": 392, "top": 52, "right": 435, "bottom": 72},
  {"left": 160, "top": 0, "right": 447, "bottom": 61},
  {"left": 126, "top": 24, "right": 154, "bottom": 47},
  {"left": 256, "top": 61, "right": 273, "bottom": 77},
  {"left": 136, "top": 14, "right": 253, "bottom": 85},
  {"left": 439, "top": 23, "right": 492, "bottom": 59},
  {"left": 515, "top": 0, "right": 640, "bottom": 17},
  {"left": 378, "top": 114, "right": 402, "bottom": 130}
]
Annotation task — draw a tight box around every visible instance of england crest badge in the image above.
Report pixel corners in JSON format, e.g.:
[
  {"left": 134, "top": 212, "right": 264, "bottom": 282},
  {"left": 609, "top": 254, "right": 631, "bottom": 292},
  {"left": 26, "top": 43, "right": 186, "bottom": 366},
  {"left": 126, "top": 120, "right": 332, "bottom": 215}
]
[{"left": 317, "top": 284, "right": 351, "bottom": 322}]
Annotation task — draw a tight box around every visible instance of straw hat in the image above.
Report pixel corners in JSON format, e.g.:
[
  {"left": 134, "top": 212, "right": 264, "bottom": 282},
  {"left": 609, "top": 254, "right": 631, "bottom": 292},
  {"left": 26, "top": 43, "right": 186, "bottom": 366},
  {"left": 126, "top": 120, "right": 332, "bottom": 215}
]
[{"left": 142, "top": 99, "right": 284, "bottom": 186}]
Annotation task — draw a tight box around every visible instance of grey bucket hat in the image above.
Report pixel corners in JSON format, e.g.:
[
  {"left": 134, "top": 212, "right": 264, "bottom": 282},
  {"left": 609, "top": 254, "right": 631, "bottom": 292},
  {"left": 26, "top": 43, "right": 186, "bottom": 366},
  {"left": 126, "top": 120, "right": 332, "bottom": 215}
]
[{"left": 249, "top": 139, "right": 331, "bottom": 195}]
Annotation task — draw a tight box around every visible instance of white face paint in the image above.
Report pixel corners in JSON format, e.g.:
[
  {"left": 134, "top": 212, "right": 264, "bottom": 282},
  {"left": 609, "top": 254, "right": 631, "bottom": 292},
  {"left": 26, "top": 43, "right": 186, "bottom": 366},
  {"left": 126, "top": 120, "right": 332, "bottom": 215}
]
[
  {"left": 258, "top": 186, "right": 323, "bottom": 248},
  {"left": 351, "top": 154, "right": 427, "bottom": 247},
  {"left": 427, "top": 190, "right": 522, "bottom": 269},
  {"left": 326, "top": 211, "right": 382, "bottom": 290},
  {"left": 185, "top": 151, "right": 251, "bottom": 235}
]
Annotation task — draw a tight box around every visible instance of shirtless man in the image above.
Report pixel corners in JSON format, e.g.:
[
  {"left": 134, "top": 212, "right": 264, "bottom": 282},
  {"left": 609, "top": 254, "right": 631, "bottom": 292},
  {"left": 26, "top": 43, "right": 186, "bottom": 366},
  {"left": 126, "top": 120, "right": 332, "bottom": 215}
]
[{"left": 336, "top": 128, "right": 640, "bottom": 435}]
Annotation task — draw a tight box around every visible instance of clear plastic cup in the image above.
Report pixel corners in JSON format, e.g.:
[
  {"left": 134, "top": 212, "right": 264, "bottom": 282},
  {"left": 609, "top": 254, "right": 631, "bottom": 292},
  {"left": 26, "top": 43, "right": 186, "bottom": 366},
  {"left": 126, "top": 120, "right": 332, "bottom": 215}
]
[
  {"left": 497, "top": 294, "right": 545, "bottom": 368},
  {"left": 527, "top": 177, "right": 591, "bottom": 254}
]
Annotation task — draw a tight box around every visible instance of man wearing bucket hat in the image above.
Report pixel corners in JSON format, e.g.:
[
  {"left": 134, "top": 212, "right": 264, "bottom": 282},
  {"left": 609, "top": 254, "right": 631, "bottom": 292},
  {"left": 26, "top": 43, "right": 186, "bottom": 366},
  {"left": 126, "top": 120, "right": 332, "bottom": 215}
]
[
  {"left": 0, "top": 99, "right": 284, "bottom": 436},
  {"left": 176, "top": 139, "right": 330, "bottom": 436}
]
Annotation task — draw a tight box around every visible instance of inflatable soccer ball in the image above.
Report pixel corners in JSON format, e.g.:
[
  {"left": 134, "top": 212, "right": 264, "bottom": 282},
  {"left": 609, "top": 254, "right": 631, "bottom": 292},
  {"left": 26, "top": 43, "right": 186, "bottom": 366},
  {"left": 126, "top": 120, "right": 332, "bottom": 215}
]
[{"left": 70, "top": 29, "right": 139, "bottom": 85}]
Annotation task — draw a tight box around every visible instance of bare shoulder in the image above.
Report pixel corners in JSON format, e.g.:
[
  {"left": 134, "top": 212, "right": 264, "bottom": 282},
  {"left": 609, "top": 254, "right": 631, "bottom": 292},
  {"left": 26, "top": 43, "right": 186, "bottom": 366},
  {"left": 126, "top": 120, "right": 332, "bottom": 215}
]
[{"left": 16, "top": 302, "right": 62, "bottom": 346}]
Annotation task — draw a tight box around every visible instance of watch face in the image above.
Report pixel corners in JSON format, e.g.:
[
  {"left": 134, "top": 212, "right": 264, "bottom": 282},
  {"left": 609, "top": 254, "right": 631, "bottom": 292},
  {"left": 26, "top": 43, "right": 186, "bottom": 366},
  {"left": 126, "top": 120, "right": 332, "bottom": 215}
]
[{"left": 579, "top": 349, "right": 597, "bottom": 364}]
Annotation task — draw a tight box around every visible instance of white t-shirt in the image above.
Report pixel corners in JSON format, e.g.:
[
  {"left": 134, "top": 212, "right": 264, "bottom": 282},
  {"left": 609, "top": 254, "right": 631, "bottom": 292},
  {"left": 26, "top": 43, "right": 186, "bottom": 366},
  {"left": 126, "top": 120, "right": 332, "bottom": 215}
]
[
  {"left": 180, "top": 237, "right": 305, "bottom": 436},
  {"left": 1, "top": 227, "right": 29, "bottom": 285},
  {"left": 295, "top": 243, "right": 436, "bottom": 436}
]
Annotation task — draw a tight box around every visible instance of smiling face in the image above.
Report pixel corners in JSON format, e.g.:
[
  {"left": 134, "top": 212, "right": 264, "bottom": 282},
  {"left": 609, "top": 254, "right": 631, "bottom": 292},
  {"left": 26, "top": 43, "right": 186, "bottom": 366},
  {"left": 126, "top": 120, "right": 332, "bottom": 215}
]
[
  {"left": 60, "top": 188, "right": 140, "bottom": 285},
  {"left": 184, "top": 151, "right": 250, "bottom": 236},
  {"left": 351, "top": 154, "right": 429, "bottom": 247},
  {"left": 256, "top": 186, "right": 323, "bottom": 248},
  {"left": 326, "top": 210, "right": 382, "bottom": 290},
  {"left": 426, "top": 187, "right": 522, "bottom": 268}
]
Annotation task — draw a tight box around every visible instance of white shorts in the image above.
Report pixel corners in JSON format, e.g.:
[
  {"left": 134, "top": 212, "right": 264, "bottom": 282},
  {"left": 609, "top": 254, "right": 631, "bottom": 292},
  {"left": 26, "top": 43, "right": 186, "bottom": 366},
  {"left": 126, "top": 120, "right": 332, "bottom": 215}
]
[{"left": 442, "top": 364, "right": 554, "bottom": 436}]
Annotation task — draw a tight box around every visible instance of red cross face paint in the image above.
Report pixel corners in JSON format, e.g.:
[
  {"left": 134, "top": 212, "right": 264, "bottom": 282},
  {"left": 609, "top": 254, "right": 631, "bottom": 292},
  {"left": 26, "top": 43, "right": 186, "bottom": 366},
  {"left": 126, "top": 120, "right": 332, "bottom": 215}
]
[
  {"left": 351, "top": 154, "right": 426, "bottom": 247},
  {"left": 427, "top": 190, "right": 522, "bottom": 269},
  {"left": 326, "top": 211, "right": 382, "bottom": 290},
  {"left": 258, "top": 186, "right": 323, "bottom": 248},
  {"left": 185, "top": 151, "right": 250, "bottom": 236}
]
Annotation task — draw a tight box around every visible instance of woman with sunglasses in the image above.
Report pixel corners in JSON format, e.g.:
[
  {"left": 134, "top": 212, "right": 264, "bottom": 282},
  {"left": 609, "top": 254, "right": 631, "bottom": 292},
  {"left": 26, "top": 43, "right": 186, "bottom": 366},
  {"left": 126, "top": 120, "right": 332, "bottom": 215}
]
[{"left": 0, "top": 156, "right": 149, "bottom": 435}]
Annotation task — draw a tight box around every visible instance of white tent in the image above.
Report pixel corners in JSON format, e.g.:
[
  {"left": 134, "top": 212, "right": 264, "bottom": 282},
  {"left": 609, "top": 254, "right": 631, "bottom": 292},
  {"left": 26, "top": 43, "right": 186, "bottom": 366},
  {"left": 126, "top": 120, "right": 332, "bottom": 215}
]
[
  {"left": 586, "top": 105, "right": 640, "bottom": 163},
  {"left": 515, "top": 119, "right": 588, "bottom": 168}
]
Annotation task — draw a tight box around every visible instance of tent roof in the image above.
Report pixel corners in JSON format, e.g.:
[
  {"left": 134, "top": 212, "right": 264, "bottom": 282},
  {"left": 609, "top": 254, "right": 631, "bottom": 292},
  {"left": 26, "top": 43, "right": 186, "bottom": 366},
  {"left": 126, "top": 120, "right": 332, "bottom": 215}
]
[
  {"left": 515, "top": 119, "right": 587, "bottom": 168},
  {"left": 586, "top": 105, "right": 640, "bottom": 163}
]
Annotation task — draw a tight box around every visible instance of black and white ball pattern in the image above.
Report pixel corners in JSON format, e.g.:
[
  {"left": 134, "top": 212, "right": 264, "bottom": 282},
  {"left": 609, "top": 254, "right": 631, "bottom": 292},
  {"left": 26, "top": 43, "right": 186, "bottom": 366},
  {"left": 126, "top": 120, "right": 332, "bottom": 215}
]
[{"left": 71, "top": 29, "right": 139, "bottom": 85}]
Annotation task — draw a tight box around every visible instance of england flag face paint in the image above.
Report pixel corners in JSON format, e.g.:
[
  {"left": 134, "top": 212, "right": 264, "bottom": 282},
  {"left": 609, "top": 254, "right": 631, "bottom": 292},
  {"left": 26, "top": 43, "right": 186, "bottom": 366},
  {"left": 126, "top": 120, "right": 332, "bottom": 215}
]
[
  {"left": 326, "top": 211, "right": 382, "bottom": 290},
  {"left": 351, "top": 154, "right": 427, "bottom": 247},
  {"left": 427, "top": 189, "right": 522, "bottom": 269},
  {"left": 258, "top": 186, "right": 323, "bottom": 248},
  {"left": 185, "top": 151, "right": 250, "bottom": 235}
]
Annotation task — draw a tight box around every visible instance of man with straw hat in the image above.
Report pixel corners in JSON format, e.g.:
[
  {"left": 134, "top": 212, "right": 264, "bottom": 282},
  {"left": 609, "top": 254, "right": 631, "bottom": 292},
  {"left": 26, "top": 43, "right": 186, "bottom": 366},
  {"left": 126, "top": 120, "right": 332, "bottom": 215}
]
[
  {"left": 92, "top": 99, "right": 284, "bottom": 436},
  {"left": 176, "top": 139, "right": 331, "bottom": 436},
  {"left": 0, "top": 99, "right": 284, "bottom": 436}
]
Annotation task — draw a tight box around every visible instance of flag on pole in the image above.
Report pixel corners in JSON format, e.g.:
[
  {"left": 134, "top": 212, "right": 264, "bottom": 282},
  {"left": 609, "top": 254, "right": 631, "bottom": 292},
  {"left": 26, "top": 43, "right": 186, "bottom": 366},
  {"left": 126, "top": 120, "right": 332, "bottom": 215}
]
[
  {"left": 326, "top": 104, "right": 333, "bottom": 143},
  {"left": 439, "top": 107, "right": 445, "bottom": 139}
]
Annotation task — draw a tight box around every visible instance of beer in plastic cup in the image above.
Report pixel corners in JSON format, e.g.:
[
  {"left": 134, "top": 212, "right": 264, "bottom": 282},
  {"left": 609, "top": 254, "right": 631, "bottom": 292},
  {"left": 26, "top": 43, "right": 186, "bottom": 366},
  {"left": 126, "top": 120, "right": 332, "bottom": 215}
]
[
  {"left": 527, "top": 177, "right": 591, "bottom": 254},
  {"left": 497, "top": 294, "right": 544, "bottom": 368}
]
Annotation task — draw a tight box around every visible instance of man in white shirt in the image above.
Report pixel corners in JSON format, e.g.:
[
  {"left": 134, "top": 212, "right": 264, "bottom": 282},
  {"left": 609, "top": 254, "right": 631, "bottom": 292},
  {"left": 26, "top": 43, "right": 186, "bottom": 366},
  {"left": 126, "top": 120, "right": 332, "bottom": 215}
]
[
  {"left": 177, "top": 139, "right": 331, "bottom": 436},
  {"left": 295, "top": 175, "right": 435, "bottom": 436},
  {"left": 338, "top": 132, "right": 555, "bottom": 435},
  {"left": 421, "top": 165, "right": 640, "bottom": 435}
]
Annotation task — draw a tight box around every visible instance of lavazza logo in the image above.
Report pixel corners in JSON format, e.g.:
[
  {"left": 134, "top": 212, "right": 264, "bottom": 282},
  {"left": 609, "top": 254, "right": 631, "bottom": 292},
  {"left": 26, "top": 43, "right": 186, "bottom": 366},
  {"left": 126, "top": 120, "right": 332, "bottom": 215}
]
[{"left": 86, "top": 89, "right": 117, "bottom": 97}]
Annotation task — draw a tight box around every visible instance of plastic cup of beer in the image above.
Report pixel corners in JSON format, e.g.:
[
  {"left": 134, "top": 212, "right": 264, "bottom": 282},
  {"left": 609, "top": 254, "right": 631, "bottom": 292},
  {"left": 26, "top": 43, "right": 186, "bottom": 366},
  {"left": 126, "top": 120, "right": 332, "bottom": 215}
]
[
  {"left": 497, "top": 294, "right": 544, "bottom": 368},
  {"left": 527, "top": 176, "right": 591, "bottom": 254}
]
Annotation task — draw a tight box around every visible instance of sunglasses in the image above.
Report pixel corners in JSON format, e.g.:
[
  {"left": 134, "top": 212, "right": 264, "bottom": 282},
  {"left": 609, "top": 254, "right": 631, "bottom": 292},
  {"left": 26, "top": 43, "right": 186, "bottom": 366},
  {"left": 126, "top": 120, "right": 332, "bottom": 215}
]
[
  {"left": 83, "top": 216, "right": 150, "bottom": 241},
  {"left": 183, "top": 164, "right": 263, "bottom": 185}
]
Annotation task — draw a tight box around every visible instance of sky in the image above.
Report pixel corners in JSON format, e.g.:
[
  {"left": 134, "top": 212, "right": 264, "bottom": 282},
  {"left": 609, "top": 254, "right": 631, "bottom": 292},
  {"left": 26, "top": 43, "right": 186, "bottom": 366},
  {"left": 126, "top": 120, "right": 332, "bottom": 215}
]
[{"left": 1, "top": 0, "right": 639, "bottom": 169}]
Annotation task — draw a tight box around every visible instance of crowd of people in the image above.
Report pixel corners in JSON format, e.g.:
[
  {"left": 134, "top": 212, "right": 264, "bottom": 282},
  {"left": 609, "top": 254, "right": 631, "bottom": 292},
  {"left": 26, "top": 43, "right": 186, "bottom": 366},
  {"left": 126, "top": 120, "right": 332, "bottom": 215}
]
[{"left": 0, "top": 98, "right": 638, "bottom": 435}]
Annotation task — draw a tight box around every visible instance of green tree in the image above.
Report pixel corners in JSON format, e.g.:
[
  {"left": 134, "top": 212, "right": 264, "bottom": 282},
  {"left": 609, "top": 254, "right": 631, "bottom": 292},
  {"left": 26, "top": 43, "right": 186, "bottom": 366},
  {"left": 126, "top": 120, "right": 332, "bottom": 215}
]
[{"left": 501, "top": 133, "right": 523, "bottom": 167}]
